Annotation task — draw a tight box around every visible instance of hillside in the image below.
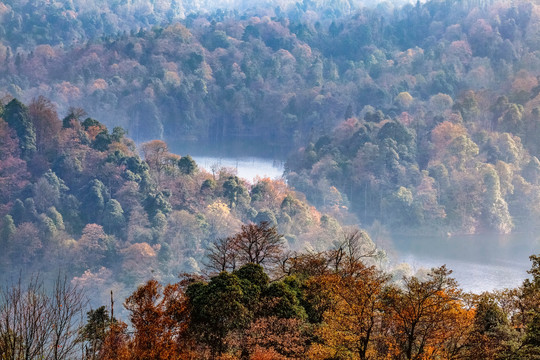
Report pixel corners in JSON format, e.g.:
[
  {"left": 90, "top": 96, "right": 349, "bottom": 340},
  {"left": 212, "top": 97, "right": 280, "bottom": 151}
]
[
  {"left": 3, "top": 0, "right": 540, "bottom": 234},
  {"left": 0, "top": 97, "right": 354, "bottom": 309}
]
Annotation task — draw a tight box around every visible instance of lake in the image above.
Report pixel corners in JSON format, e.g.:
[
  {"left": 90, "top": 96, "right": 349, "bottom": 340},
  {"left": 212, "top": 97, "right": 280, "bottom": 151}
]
[
  {"left": 171, "top": 149, "right": 539, "bottom": 293},
  {"left": 383, "top": 233, "right": 540, "bottom": 293}
]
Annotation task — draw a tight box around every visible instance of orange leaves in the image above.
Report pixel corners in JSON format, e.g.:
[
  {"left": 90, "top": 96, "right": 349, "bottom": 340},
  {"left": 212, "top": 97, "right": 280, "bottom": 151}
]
[
  {"left": 308, "top": 266, "right": 389, "bottom": 360},
  {"left": 123, "top": 280, "right": 191, "bottom": 360},
  {"left": 244, "top": 317, "right": 308, "bottom": 359},
  {"left": 431, "top": 121, "right": 467, "bottom": 160},
  {"left": 99, "top": 321, "right": 131, "bottom": 360}
]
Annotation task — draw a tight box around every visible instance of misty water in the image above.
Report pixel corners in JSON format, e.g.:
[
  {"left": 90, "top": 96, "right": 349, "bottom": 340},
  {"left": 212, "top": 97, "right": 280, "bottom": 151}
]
[
  {"left": 170, "top": 141, "right": 286, "bottom": 182},
  {"left": 173, "top": 146, "right": 539, "bottom": 293},
  {"left": 192, "top": 156, "right": 284, "bottom": 182},
  {"left": 382, "top": 233, "right": 540, "bottom": 293}
]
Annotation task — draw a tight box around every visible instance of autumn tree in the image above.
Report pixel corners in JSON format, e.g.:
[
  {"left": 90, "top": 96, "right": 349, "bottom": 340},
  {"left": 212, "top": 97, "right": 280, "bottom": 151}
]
[
  {"left": 233, "top": 221, "right": 285, "bottom": 269},
  {"left": 141, "top": 140, "right": 179, "bottom": 188},
  {"left": 124, "top": 279, "right": 190, "bottom": 359},
  {"left": 244, "top": 316, "right": 308, "bottom": 360},
  {"left": 382, "top": 266, "right": 469, "bottom": 360},
  {"left": 28, "top": 96, "right": 61, "bottom": 154},
  {"left": 98, "top": 321, "right": 130, "bottom": 360},
  {"left": 308, "top": 264, "right": 389, "bottom": 360}
]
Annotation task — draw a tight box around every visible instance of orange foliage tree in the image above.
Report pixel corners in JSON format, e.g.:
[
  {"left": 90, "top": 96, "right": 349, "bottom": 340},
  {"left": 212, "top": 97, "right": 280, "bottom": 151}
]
[{"left": 123, "top": 279, "right": 192, "bottom": 360}]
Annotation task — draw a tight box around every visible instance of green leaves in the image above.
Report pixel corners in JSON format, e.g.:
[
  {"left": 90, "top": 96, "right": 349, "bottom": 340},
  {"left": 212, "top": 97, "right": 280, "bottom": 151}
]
[{"left": 4, "top": 99, "right": 36, "bottom": 160}]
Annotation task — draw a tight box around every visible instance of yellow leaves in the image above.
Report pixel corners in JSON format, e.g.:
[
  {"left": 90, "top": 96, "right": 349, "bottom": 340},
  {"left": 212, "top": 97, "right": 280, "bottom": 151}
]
[
  {"left": 121, "top": 242, "right": 158, "bottom": 279},
  {"left": 164, "top": 70, "right": 182, "bottom": 88},
  {"left": 207, "top": 199, "right": 231, "bottom": 217},
  {"left": 162, "top": 23, "right": 193, "bottom": 41},
  {"left": 430, "top": 121, "right": 468, "bottom": 163},
  {"left": 396, "top": 91, "right": 414, "bottom": 108}
]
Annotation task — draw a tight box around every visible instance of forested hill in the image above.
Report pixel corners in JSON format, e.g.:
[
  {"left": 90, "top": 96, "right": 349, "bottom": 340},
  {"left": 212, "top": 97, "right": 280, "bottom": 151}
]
[
  {"left": 0, "top": 0, "right": 411, "bottom": 50},
  {"left": 0, "top": 0, "right": 535, "bottom": 146},
  {"left": 283, "top": 0, "right": 540, "bottom": 234},
  {"left": 0, "top": 96, "right": 360, "bottom": 308},
  {"left": 2, "top": 0, "right": 540, "bottom": 235}
]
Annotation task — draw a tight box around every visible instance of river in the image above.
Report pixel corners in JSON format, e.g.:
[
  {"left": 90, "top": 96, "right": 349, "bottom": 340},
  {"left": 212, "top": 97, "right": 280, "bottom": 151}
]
[{"left": 169, "top": 147, "right": 539, "bottom": 293}]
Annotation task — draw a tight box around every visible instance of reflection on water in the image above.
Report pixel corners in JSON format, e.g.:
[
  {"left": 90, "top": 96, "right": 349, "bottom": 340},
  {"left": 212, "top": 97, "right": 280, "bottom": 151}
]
[{"left": 385, "top": 233, "right": 540, "bottom": 293}]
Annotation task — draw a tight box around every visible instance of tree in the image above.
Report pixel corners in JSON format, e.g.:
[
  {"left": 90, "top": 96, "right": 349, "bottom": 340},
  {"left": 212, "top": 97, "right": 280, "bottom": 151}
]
[
  {"left": 141, "top": 140, "right": 177, "bottom": 188},
  {"left": 10, "top": 222, "right": 41, "bottom": 265},
  {"left": 28, "top": 96, "right": 61, "bottom": 153},
  {"left": 482, "top": 165, "right": 513, "bottom": 234},
  {"left": 0, "top": 214, "right": 15, "bottom": 245},
  {"left": 102, "top": 199, "right": 125, "bottom": 235},
  {"left": 206, "top": 235, "right": 238, "bottom": 273},
  {"left": 383, "top": 266, "right": 469, "bottom": 360},
  {"left": 62, "top": 107, "right": 86, "bottom": 128},
  {"left": 0, "top": 274, "right": 86, "bottom": 360},
  {"left": 244, "top": 317, "right": 308, "bottom": 359},
  {"left": 309, "top": 265, "right": 389, "bottom": 360},
  {"left": 327, "top": 229, "right": 379, "bottom": 275},
  {"left": 467, "top": 295, "right": 518, "bottom": 360},
  {"left": 233, "top": 222, "right": 284, "bottom": 269},
  {"left": 49, "top": 275, "right": 87, "bottom": 360},
  {"left": 223, "top": 175, "right": 250, "bottom": 208},
  {"left": 98, "top": 321, "right": 130, "bottom": 360},
  {"left": 77, "top": 224, "right": 110, "bottom": 269},
  {"left": 178, "top": 155, "right": 197, "bottom": 175},
  {"left": 0, "top": 119, "right": 30, "bottom": 204},
  {"left": 81, "top": 179, "right": 110, "bottom": 224},
  {"left": 4, "top": 98, "right": 36, "bottom": 160},
  {"left": 187, "top": 272, "right": 250, "bottom": 357},
  {"left": 79, "top": 306, "right": 112, "bottom": 360},
  {"left": 124, "top": 280, "right": 190, "bottom": 359}
]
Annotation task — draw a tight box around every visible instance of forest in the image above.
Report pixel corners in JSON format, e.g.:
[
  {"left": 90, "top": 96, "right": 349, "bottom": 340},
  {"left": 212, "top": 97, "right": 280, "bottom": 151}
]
[
  {"left": 1, "top": 0, "right": 540, "bottom": 232},
  {"left": 0, "top": 96, "right": 360, "bottom": 310},
  {"left": 0, "top": 0, "right": 540, "bottom": 359},
  {"left": 2, "top": 231, "right": 540, "bottom": 359}
]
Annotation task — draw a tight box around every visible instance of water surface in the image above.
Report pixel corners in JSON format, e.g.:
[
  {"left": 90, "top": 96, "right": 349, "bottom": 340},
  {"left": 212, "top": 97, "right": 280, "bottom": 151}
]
[{"left": 384, "top": 233, "right": 540, "bottom": 292}]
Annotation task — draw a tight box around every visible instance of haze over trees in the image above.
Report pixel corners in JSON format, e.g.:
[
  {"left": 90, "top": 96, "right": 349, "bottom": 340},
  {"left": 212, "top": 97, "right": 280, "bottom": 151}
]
[
  {"left": 1, "top": 0, "right": 540, "bottom": 358},
  {"left": 1, "top": 0, "right": 540, "bottom": 233},
  {"left": 0, "top": 97, "right": 358, "bottom": 311}
]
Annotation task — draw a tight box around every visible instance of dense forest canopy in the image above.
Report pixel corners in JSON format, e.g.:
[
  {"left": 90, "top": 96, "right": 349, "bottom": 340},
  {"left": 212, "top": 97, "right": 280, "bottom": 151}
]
[
  {"left": 2, "top": 239, "right": 540, "bottom": 359},
  {"left": 0, "top": 96, "right": 363, "bottom": 311},
  {"left": 3, "top": 0, "right": 540, "bottom": 234}
]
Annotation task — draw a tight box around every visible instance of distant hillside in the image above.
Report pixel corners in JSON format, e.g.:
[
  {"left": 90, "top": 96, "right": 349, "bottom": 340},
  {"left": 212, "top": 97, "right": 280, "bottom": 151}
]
[
  {"left": 2, "top": 0, "right": 540, "bottom": 234},
  {"left": 0, "top": 97, "right": 350, "bottom": 308}
]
